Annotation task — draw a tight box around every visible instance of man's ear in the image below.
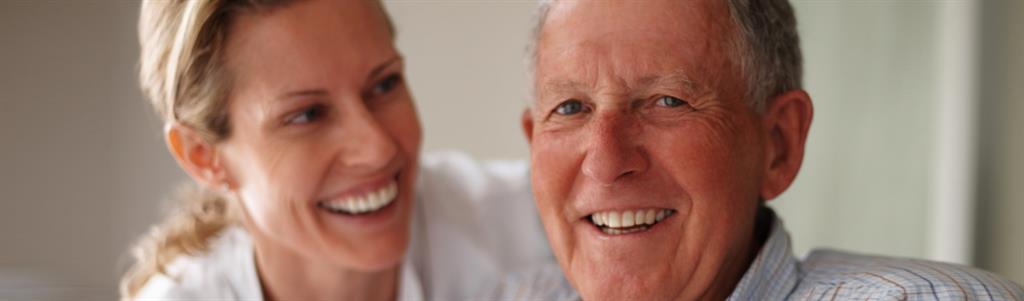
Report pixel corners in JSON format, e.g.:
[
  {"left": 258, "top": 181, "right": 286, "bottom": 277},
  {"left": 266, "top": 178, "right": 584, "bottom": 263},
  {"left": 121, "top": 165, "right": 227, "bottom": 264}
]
[
  {"left": 759, "top": 89, "right": 813, "bottom": 201},
  {"left": 165, "top": 123, "right": 232, "bottom": 190},
  {"left": 521, "top": 108, "right": 535, "bottom": 144}
]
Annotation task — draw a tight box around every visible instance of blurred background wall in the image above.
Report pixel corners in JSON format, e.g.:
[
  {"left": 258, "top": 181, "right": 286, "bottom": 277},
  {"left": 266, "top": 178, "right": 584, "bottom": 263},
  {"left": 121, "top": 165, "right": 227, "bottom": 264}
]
[
  {"left": 976, "top": 0, "right": 1024, "bottom": 286},
  {"left": 0, "top": 0, "right": 1020, "bottom": 299}
]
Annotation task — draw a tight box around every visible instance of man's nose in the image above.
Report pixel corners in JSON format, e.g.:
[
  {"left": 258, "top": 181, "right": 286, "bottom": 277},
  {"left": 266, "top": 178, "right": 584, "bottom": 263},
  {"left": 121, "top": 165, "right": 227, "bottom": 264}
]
[{"left": 580, "top": 110, "right": 649, "bottom": 185}]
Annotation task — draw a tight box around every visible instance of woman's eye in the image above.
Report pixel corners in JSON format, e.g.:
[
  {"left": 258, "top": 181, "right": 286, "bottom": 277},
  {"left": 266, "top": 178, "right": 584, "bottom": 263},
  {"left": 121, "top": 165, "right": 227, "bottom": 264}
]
[
  {"left": 371, "top": 74, "right": 402, "bottom": 96},
  {"left": 554, "top": 100, "right": 585, "bottom": 116},
  {"left": 287, "top": 105, "right": 325, "bottom": 125},
  {"left": 656, "top": 96, "right": 687, "bottom": 108}
]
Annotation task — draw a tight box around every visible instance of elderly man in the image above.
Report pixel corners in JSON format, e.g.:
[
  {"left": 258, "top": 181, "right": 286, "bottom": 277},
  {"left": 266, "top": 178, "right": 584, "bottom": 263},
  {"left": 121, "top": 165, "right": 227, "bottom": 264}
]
[{"left": 499, "top": 0, "right": 1024, "bottom": 300}]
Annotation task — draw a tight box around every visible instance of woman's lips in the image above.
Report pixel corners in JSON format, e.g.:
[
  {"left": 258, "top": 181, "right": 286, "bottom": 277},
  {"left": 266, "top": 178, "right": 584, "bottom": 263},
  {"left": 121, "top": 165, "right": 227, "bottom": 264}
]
[{"left": 317, "top": 179, "right": 398, "bottom": 215}]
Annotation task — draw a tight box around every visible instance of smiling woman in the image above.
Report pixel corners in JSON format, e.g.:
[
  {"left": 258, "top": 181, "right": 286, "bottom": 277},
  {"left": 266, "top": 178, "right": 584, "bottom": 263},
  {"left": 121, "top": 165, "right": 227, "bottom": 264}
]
[
  {"left": 120, "top": 0, "right": 551, "bottom": 300},
  {"left": 123, "top": 0, "right": 420, "bottom": 300}
]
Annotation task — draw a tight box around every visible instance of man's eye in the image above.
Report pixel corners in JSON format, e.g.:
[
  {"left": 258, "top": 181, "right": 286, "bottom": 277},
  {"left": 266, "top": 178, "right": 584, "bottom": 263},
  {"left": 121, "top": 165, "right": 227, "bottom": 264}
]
[
  {"left": 287, "top": 105, "right": 325, "bottom": 125},
  {"left": 555, "top": 100, "right": 585, "bottom": 115},
  {"left": 371, "top": 74, "right": 402, "bottom": 96},
  {"left": 656, "top": 96, "right": 687, "bottom": 107}
]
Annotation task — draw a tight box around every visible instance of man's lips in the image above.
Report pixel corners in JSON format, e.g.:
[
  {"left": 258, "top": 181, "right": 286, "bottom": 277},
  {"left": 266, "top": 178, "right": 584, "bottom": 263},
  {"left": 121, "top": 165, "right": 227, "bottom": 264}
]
[{"left": 585, "top": 208, "right": 677, "bottom": 235}]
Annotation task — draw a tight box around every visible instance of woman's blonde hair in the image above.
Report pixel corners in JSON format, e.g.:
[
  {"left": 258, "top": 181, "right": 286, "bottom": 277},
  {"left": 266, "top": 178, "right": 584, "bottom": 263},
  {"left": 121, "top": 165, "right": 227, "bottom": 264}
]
[{"left": 120, "top": 0, "right": 290, "bottom": 298}]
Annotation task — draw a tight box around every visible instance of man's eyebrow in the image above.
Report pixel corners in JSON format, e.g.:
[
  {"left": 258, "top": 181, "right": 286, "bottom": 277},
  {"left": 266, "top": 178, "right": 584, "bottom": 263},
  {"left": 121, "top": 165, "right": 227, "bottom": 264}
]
[
  {"left": 276, "top": 56, "right": 404, "bottom": 101},
  {"left": 540, "top": 80, "right": 588, "bottom": 95},
  {"left": 636, "top": 70, "right": 698, "bottom": 91}
]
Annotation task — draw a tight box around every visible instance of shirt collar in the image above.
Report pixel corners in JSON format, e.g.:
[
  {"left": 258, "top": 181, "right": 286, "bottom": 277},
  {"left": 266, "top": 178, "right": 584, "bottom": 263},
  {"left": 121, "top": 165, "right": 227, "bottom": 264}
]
[
  {"left": 397, "top": 259, "right": 425, "bottom": 301},
  {"left": 725, "top": 209, "right": 801, "bottom": 301}
]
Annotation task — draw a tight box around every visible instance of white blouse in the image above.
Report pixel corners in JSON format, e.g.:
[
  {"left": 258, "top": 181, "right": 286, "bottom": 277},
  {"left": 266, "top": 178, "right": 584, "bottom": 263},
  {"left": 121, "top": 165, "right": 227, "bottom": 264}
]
[{"left": 133, "top": 152, "right": 553, "bottom": 300}]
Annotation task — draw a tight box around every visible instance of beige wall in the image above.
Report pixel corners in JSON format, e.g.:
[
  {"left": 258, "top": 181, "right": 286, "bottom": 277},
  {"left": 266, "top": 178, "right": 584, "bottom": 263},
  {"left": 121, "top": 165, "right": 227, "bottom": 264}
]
[
  {"left": 0, "top": 1, "right": 174, "bottom": 300},
  {"left": 385, "top": 1, "right": 535, "bottom": 159},
  {"left": 0, "top": 1, "right": 1020, "bottom": 299}
]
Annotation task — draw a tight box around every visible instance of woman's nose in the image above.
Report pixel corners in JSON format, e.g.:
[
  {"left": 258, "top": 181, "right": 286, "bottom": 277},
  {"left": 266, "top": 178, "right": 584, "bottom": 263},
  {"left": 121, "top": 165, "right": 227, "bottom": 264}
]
[{"left": 332, "top": 103, "right": 399, "bottom": 172}]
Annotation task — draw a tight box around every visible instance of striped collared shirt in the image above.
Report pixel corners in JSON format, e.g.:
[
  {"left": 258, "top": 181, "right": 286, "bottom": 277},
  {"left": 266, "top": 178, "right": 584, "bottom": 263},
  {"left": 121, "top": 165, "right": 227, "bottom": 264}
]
[{"left": 490, "top": 214, "right": 1024, "bottom": 300}]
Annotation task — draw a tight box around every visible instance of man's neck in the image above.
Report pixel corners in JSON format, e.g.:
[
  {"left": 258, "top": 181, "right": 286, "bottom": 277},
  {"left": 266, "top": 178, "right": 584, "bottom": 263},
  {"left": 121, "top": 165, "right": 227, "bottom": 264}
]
[{"left": 695, "top": 205, "right": 774, "bottom": 301}]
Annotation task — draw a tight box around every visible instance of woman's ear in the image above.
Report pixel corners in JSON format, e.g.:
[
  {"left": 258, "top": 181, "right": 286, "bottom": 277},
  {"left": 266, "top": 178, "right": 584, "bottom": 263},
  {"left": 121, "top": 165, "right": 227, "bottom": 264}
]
[
  {"left": 759, "top": 89, "right": 814, "bottom": 201},
  {"left": 165, "top": 123, "right": 231, "bottom": 191}
]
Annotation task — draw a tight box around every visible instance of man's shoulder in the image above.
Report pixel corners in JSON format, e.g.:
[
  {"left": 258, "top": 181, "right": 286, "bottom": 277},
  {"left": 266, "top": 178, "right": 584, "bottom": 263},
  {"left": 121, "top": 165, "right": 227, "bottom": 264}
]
[{"left": 792, "top": 249, "right": 1023, "bottom": 300}]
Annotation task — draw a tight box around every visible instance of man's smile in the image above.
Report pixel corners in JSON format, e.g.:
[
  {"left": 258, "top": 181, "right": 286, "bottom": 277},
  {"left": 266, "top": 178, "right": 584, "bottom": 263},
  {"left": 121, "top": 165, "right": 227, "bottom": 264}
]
[{"left": 586, "top": 208, "right": 676, "bottom": 235}]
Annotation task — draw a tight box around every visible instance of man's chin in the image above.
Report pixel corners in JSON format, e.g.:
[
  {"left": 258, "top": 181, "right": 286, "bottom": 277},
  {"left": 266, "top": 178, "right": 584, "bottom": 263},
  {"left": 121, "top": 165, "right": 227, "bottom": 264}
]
[
  {"left": 567, "top": 249, "right": 686, "bottom": 301},
  {"left": 570, "top": 269, "right": 680, "bottom": 301}
]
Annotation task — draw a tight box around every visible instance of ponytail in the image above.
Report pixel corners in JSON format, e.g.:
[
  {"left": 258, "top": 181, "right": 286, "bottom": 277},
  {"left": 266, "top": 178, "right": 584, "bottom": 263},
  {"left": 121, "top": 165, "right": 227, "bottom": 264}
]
[{"left": 119, "top": 183, "right": 236, "bottom": 299}]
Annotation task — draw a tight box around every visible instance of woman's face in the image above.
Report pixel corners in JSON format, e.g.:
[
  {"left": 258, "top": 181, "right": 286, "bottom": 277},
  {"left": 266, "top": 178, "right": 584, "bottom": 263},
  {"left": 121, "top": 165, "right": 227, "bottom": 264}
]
[{"left": 217, "top": 0, "right": 421, "bottom": 271}]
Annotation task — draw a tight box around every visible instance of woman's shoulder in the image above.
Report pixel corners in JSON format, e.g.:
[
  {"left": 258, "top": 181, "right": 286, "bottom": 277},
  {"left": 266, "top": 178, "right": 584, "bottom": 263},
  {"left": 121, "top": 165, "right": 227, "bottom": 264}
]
[
  {"left": 416, "top": 151, "right": 535, "bottom": 219},
  {"left": 132, "top": 227, "right": 263, "bottom": 301},
  {"left": 133, "top": 272, "right": 207, "bottom": 300},
  {"left": 415, "top": 151, "right": 537, "bottom": 236},
  {"left": 418, "top": 151, "right": 531, "bottom": 201},
  {"left": 411, "top": 151, "right": 555, "bottom": 300}
]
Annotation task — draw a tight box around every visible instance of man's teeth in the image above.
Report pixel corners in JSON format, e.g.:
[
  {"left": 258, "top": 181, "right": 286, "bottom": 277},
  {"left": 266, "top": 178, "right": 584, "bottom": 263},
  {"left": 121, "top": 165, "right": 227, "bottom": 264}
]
[
  {"left": 319, "top": 181, "right": 398, "bottom": 215},
  {"left": 590, "top": 209, "right": 674, "bottom": 233}
]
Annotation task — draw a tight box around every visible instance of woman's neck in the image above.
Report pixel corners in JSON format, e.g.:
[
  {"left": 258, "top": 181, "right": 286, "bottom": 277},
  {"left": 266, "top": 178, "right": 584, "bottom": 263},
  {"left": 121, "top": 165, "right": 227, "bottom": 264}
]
[{"left": 250, "top": 234, "right": 399, "bottom": 301}]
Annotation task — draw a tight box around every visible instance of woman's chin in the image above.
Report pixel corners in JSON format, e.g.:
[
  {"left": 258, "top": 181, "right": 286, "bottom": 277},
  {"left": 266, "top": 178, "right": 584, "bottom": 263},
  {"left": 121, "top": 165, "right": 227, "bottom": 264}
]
[
  {"left": 315, "top": 227, "right": 410, "bottom": 271},
  {"left": 297, "top": 185, "right": 415, "bottom": 272},
  {"left": 331, "top": 241, "right": 408, "bottom": 272}
]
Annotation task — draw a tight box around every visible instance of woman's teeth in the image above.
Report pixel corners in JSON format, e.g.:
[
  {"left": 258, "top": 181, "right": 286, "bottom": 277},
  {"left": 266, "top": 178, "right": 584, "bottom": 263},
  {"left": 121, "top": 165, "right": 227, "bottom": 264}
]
[
  {"left": 318, "top": 181, "right": 398, "bottom": 215},
  {"left": 589, "top": 209, "right": 674, "bottom": 235}
]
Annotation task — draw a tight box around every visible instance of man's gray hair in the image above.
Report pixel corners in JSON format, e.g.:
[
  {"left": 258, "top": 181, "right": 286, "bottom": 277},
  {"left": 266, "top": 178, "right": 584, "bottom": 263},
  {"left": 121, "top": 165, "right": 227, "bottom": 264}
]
[{"left": 527, "top": 0, "right": 802, "bottom": 112}]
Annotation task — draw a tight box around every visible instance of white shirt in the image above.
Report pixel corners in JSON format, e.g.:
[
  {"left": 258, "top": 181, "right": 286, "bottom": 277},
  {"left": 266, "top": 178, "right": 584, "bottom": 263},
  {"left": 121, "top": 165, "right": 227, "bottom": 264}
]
[
  {"left": 134, "top": 152, "right": 553, "bottom": 300},
  {"left": 135, "top": 226, "right": 424, "bottom": 301},
  {"left": 409, "top": 152, "right": 554, "bottom": 300}
]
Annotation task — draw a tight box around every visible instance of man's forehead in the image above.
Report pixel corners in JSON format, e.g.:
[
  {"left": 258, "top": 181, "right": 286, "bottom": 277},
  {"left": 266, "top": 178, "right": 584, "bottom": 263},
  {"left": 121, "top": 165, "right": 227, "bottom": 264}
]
[
  {"left": 542, "top": 0, "right": 731, "bottom": 36},
  {"left": 535, "top": 0, "right": 736, "bottom": 85},
  {"left": 537, "top": 69, "right": 699, "bottom": 95}
]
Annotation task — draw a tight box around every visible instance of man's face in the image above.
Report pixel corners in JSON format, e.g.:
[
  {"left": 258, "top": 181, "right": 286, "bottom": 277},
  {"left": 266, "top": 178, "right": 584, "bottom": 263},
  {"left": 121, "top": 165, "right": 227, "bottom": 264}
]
[{"left": 525, "top": 0, "right": 773, "bottom": 299}]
